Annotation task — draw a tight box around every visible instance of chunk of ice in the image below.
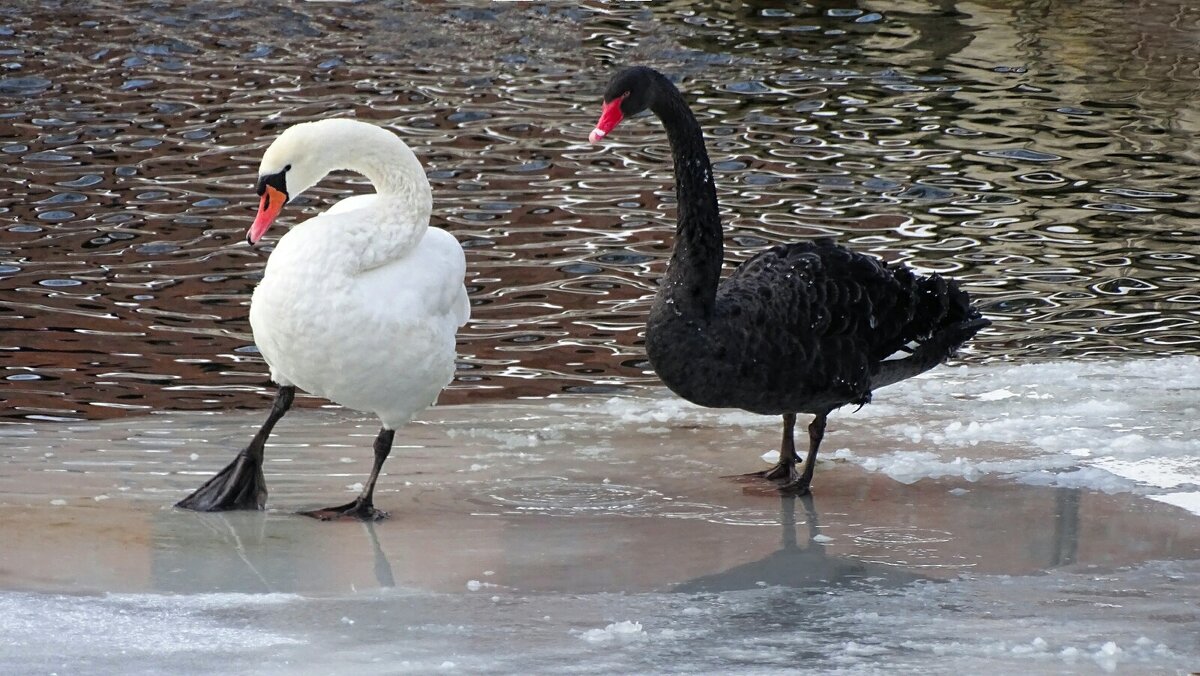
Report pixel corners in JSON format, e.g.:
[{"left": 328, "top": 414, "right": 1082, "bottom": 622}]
[{"left": 580, "top": 620, "right": 645, "bottom": 643}]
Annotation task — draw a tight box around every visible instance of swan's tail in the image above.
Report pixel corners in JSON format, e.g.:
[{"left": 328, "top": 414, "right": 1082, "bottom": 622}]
[{"left": 873, "top": 271, "right": 990, "bottom": 390}]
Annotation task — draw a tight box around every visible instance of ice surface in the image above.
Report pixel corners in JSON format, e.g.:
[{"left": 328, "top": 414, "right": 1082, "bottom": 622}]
[
  {"left": 804, "top": 357, "right": 1198, "bottom": 508},
  {"left": 578, "top": 620, "right": 646, "bottom": 643},
  {"left": 1, "top": 592, "right": 303, "bottom": 674},
  {"left": 1, "top": 357, "right": 1199, "bottom": 674},
  {"left": 2, "top": 562, "right": 1197, "bottom": 675},
  {"left": 1149, "top": 491, "right": 1200, "bottom": 514},
  {"left": 581, "top": 357, "right": 1200, "bottom": 510}
]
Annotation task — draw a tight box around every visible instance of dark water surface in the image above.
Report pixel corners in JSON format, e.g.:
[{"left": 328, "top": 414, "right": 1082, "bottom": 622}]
[{"left": 1, "top": 0, "right": 1198, "bottom": 421}]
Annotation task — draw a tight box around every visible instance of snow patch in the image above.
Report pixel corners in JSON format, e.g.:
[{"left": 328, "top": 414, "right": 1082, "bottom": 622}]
[
  {"left": 825, "top": 357, "right": 1200, "bottom": 496},
  {"left": 1148, "top": 492, "right": 1200, "bottom": 517}
]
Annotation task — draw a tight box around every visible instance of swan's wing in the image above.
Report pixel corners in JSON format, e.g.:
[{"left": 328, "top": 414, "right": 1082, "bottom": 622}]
[
  {"left": 454, "top": 283, "right": 471, "bottom": 327},
  {"left": 354, "top": 226, "right": 469, "bottom": 327},
  {"left": 717, "top": 239, "right": 932, "bottom": 398},
  {"left": 436, "top": 228, "right": 471, "bottom": 327},
  {"left": 421, "top": 227, "right": 470, "bottom": 326},
  {"left": 722, "top": 240, "right": 910, "bottom": 352}
]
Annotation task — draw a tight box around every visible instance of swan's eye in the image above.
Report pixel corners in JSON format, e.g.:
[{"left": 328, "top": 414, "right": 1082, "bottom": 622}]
[{"left": 284, "top": 164, "right": 292, "bottom": 172}]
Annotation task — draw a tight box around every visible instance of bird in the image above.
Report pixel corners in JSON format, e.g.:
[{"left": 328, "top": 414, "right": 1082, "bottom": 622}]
[
  {"left": 176, "top": 118, "right": 470, "bottom": 520},
  {"left": 588, "top": 66, "right": 989, "bottom": 495}
]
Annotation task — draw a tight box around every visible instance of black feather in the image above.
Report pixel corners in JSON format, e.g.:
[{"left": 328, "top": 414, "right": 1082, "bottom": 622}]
[{"left": 599, "top": 66, "right": 990, "bottom": 493}]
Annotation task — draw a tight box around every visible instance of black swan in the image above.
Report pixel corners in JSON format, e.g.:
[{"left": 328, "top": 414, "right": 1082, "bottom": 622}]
[{"left": 588, "top": 66, "right": 989, "bottom": 494}]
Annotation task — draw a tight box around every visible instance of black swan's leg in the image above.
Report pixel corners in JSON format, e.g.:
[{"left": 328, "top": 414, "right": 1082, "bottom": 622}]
[
  {"left": 176, "top": 386, "right": 295, "bottom": 511},
  {"left": 729, "top": 413, "right": 798, "bottom": 481},
  {"left": 301, "top": 427, "right": 395, "bottom": 521},
  {"left": 778, "top": 410, "right": 830, "bottom": 495}
]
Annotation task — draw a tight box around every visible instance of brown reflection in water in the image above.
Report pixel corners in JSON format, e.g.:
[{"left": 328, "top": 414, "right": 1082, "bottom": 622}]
[
  {"left": 2, "top": 469, "right": 1198, "bottom": 595},
  {"left": 1, "top": 394, "right": 1196, "bottom": 594},
  {"left": 2, "top": 1, "right": 1199, "bottom": 421}
]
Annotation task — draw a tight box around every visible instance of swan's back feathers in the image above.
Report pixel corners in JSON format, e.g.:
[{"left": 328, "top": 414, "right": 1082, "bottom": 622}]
[
  {"left": 673, "top": 238, "right": 987, "bottom": 414},
  {"left": 254, "top": 222, "right": 467, "bottom": 429}
]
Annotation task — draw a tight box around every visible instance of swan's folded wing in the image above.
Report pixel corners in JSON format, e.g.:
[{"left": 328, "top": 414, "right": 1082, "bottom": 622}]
[
  {"left": 454, "top": 284, "right": 471, "bottom": 327},
  {"left": 716, "top": 240, "right": 926, "bottom": 395},
  {"left": 721, "top": 240, "right": 980, "bottom": 390},
  {"left": 350, "top": 225, "right": 469, "bottom": 330},
  {"left": 427, "top": 227, "right": 470, "bottom": 327},
  {"left": 720, "top": 241, "right": 907, "bottom": 348}
]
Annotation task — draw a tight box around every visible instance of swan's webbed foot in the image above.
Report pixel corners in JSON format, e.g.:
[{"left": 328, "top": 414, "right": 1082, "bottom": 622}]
[
  {"left": 176, "top": 449, "right": 267, "bottom": 512},
  {"left": 769, "top": 410, "right": 826, "bottom": 496},
  {"left": 729, "top": 462, "right": 814, "bottom": 496},
  {"left": 300, "top": 427, "right": 395, "bottom": 522},
  {"left": 176, "top": 385, "right": 293, "bottom": 513},
  {"left": 775, "top": 473, "right": 813, "bottom": 496},
  {"left": 726, "top": 461, "right": 794, "bottom": 482},
  {"left": 299, "top": 497, "right": 388, "bottom": 522}
]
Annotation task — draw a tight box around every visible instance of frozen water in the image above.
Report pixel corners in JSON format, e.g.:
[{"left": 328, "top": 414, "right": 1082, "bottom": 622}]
[
  {"left": 818, "top": 356, "right": 1200, "bottom": 507},
  {"left": 1, "top": 592, "right": 303, "bottom": 655},
  {"left": 1, "top": 358, "right": 1199, "bottom": 673},
  {"left": 578, "top": 620, "right": 646, "bottom": 644},
  {"left": 2, "top": 563, "right": 1198, "bottom": 675}
]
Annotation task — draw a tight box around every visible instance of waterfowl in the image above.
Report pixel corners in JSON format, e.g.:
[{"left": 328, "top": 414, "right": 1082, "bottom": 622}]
[
  {"left": 589, "top": 67, "right": 988, "bottom": 494},
  {"left": 177, "top": 118, "right": 469, "bottom": 520}
]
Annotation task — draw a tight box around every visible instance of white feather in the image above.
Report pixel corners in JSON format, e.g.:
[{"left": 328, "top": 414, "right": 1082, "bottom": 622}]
[{"left": 248, "top": 119, "right": 468, "bottom": 430}]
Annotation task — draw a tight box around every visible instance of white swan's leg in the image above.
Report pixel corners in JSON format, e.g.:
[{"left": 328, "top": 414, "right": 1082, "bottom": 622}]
[
  {"left": 176, "top": 386, "right": 296, "bottom": 511},
  {"left": 300, "top": 427, "right": 395, "bottom": 521}
]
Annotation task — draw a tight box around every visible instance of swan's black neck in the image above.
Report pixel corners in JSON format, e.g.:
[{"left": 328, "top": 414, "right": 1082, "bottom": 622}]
[{"left": 649, "top": 75, "right": 722, "bottom": 318}]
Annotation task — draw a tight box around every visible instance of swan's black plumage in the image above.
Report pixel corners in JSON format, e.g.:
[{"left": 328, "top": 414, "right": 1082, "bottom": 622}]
[{"left": 594, "top": 66, "right": 989, "bottom": 493}]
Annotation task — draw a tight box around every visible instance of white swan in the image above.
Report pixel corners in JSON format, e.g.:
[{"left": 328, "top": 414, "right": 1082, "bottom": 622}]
[{"left": 177, "top": 118, "right": 470, "bottom": 521}]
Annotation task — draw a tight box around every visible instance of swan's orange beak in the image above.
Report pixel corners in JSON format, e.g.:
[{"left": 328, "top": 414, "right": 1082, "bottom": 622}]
[
  {"left": 248, "top": 185, "right": 286, "bottom": 246},
  {"left": 589, "top": 94, "right": 627, "bottom": 144}
]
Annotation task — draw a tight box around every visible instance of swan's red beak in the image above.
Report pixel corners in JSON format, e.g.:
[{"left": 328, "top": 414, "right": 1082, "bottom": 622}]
[
  {"left": 248, "top": 185, "right": 286, "bottom": 246},
  {"left": 589, "top": 94, "right": 627, "bottom": 144}
]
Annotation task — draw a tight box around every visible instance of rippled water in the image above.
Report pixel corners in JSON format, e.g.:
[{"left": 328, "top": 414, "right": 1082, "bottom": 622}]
[{"left": 1, "top": 0, "right": 1198, "bottom": 421}]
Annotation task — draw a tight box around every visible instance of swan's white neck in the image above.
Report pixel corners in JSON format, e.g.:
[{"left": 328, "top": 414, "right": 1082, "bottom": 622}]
[
  {"left": 280, "top": 120, "right": 432, "bottom": 273},
  {"left": 322, "top": 123, "right": 430, "bottom": 212}
]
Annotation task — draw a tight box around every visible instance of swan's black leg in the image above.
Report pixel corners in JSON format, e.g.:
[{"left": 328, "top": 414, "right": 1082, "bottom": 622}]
[
  {"left": 301, "top": 427, "right": 394, "bottom": 521},
  {"left": 176, "top": 386, "right": 295, "bottom": 511},
  {"left": 778, "top": 410, "right": 829, "bottom": 495},
  {"left": 729, "top": 413, "right": 798, "bottom": 481}
]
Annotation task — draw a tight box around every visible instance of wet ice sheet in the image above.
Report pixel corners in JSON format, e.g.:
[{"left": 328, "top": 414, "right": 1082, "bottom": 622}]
[
  {"left": 4, "top": 560, "right": 1199, "bottom": 676},
  {"left": 1, "top": 358, "right": 1199, "bottom": 673},
  {"left": 822, "top": 356, "right": 1200, "bottom": 509}
]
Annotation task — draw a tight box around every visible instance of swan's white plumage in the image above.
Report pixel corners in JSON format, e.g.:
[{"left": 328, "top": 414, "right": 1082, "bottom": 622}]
[{"left": 247, "top": 119, "right": 468, "bottom": 430}]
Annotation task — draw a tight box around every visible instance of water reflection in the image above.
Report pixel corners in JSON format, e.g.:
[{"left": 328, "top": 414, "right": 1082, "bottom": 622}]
[
  {"left": 675, "top": 495, "right": 933, "bottom": 592},
  {"left": 1, "top": 0, "right": 1198, "bottom": 421},
  {"left": 152, "top": 512, "right": 397, "bottom": 593},
  {"left": 1, "top": 397, "right": 1198, "bottom": 595}
]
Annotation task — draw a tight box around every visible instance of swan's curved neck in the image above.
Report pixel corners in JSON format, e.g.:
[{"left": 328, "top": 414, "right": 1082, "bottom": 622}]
[
  {"left": 650, "top": 77, "right": 722, "bottom": 317},
  {"left": 312, "top": 123, "right": 432, "bottom": 272}
]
